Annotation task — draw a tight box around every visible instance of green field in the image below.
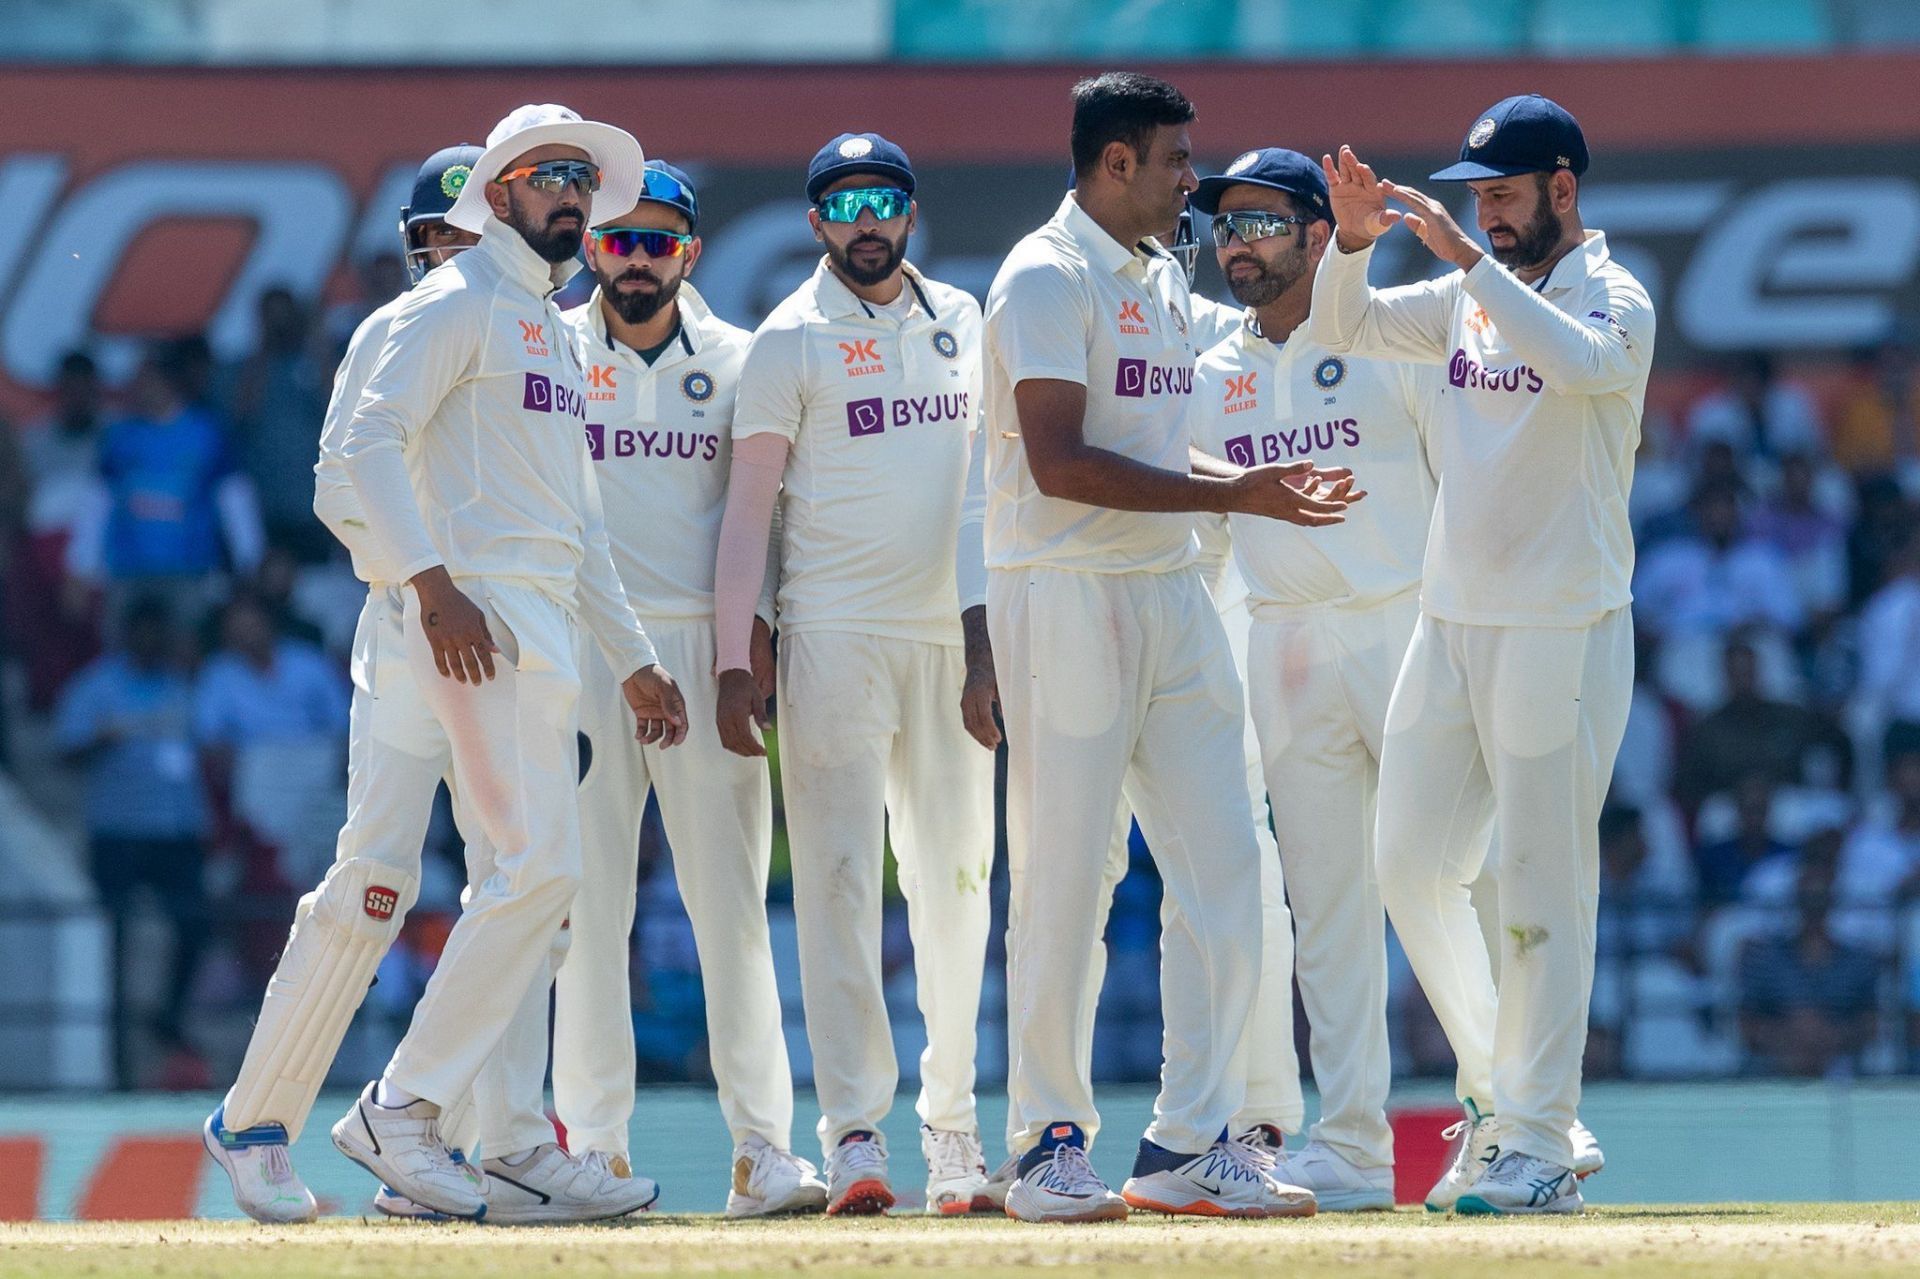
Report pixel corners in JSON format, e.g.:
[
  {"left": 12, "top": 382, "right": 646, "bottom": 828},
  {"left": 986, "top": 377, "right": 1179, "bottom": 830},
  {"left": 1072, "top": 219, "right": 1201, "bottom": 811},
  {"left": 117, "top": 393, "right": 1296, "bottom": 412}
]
[{"left": 6, "top": 1205, "right": 1920, "bottom": 1279}]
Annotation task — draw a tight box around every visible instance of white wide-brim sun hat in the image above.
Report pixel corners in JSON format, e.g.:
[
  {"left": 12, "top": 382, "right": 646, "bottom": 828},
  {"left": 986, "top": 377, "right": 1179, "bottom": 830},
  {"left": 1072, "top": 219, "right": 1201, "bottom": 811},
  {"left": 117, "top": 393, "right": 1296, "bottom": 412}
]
[{"left": 445, "top": 103, "right": 645, "bottom": 233}]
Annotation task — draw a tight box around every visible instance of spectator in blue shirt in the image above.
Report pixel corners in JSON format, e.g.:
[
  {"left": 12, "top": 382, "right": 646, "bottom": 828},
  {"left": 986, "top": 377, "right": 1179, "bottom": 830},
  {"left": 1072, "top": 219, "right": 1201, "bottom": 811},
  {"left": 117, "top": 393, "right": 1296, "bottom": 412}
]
[
  {"left": 52, "top": 595, "right": 208, "bottom": 1059},
  {"left": 65, "top": 339, "right": 263, "bottom": 635}
]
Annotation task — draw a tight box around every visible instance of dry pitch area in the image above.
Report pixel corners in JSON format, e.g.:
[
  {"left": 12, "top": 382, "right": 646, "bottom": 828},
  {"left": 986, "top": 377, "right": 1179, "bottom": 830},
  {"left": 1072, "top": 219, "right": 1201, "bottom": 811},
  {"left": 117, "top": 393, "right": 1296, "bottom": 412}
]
[{"left": 4, "top": 1205, "right": 1919, "bottom": 1279}]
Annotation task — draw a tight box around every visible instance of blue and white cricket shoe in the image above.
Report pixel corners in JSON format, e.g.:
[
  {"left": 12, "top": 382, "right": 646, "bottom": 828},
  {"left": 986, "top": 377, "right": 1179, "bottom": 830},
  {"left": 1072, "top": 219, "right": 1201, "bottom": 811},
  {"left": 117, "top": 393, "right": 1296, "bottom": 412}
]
[
  {"left": 1004, "top": 1123, "right": 1127, "bottom": 1223},
  {"left": 1122, "top": 1131, "right": 1315, "bottom": 1218},
  {"left": 1456, "top": 1150, "right": 1584, "bottom": 1215},
  {"left": 202, "top": 1104, "right": 318, "bottom": 1224},
  {"left": 1426, "top": 1100, "right": 1503, "bottom": 1212}
]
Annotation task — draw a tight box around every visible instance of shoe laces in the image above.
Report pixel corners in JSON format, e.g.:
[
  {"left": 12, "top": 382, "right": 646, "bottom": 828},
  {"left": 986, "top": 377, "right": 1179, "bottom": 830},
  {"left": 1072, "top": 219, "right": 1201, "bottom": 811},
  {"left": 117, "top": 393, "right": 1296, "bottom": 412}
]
[
  {"left": 1229, "top": 1129, "right": 1278, "bottom": 1171},
  {"left": 259, "top": 1143, "right": 297, "bottom": 1186},
  {"left": 835, "top": 1138, "right": 887, "bottom": 1174},
  {"left": 925, "top": 1130, "right": 982, "bottom": 1182},
  {"left": 1206, "top": 1137, "right": 1271, "bottom": 1184},
  {"left": 1035, "top": 1144, "right": 1106, "bottom": 1196}
]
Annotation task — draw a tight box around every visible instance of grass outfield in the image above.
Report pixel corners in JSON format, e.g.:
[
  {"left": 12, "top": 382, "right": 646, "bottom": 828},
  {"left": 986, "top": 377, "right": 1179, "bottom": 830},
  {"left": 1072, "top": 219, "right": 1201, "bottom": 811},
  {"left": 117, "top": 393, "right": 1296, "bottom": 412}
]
[{"left": 4, "top": 1206, "right": 1920, "bottom": 1279}]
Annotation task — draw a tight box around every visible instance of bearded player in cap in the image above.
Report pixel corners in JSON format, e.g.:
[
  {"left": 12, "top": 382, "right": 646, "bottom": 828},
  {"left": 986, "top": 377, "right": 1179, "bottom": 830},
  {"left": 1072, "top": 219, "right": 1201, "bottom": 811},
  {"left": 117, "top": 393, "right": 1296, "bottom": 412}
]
[
  {"left": 314, "top": 104, "right": 686, "bottom": 1219},
  {"left": 555, "top": 160, "right": 828, "bottom": 1216},
  {"left": 1187, "top": 147, "right": 1444, "bottom": 1210},
  {"left": 1314, "top": 94, "right": 1652, "bottom": 1214},
  {"left": 713, "top": 132, "right": 994, "bottom": 1216}
]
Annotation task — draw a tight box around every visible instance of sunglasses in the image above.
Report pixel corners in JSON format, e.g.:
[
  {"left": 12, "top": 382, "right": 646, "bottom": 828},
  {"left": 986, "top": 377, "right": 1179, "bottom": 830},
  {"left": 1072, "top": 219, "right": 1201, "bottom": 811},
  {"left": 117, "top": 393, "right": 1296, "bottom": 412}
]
[
  {"left": 494, "top": 159, "right": 603, "bottom": 195},
  {"left": 1210, "top": 210, "right": 1313, "bottom": 248},
  {"left": 817, "top": 186, "right": 912, "bottom": 224},
  {"left": 590, "top": 227, "right": 695, "bottom": 259}
]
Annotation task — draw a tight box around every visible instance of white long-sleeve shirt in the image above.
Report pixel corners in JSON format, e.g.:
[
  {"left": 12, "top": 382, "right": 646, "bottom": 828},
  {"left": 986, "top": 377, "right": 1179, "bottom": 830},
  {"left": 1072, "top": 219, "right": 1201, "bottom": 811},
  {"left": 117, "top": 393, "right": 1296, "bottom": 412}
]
[
  {"left": 315, "top": 296, "right": 404, "bottom": 584},
  {"left": 338, "top": 219, "right": 654, "bottom": 677},
  {"left": 1310, "top": 230, "right": 1654, "bottom": 627}
]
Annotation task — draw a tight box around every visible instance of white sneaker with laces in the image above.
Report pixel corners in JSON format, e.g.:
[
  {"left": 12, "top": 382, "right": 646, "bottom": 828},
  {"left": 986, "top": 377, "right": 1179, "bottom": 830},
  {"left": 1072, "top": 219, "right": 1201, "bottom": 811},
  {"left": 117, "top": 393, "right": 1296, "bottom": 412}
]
[
  {"left": 1004, "top": 1125, "right": 1127, "bottom": 1223},
  {"left": 1456, "top": 1150, "right": 1584, "bottom": 1215},
  {"left": 921, "top": 1126, "right": 991, "bottom": 1215},
  {"left": 480, "top": 1144, "right": 659, "bottom": 1224},
  {"left": 1268, "top": 1139, "right": 1394, "bottom": 1213},
  {"left": 1122, "top": 1136, "right": 1316, "bottom": 1219},
  {"left": 330, "top": 1083, "right": 486, "bottom": 1219},
  {"left": 202, "top": 1106, "right": 318, "bottom": 1224},
  {"left": 726, "top": 1137, "right": 828, "bottom": 1218},
  {"left": 1425, "top": 1101, "right": 1502, "bottom": 1213},
  {"left": 1571, "top": 1119, "right": 1605, "bottom": 1178},
  {"left": 824, "top": 1131, "right": 894, "bottom": 1216},
  {"left": 977, "top": 1153, "right": 1018, "bottom": 1210}
]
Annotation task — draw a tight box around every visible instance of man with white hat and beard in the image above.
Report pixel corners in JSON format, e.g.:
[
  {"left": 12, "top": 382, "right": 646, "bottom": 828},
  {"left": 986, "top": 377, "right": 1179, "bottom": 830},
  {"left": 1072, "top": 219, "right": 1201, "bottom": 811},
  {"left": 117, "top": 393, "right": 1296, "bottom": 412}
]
[{"left": 327, "top": 104, "right": 687, "bottom": 1220}]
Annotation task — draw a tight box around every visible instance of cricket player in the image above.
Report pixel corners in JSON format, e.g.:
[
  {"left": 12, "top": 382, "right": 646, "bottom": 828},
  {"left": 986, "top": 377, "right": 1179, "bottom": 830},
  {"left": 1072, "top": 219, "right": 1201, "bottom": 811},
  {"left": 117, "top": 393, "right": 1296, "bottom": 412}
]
[
  {"left": 554, "top": 160, "right": 828, "bottom": 1217},
  {"left": 712, "top": 133, "right": 995, "bottom": 1217},
  {"left": 204, "top": 142, "right": 642, "bottom": 1226},
  {"left": 979, "top": 198, "right": 1280, "bottom": 1208},
  {"left": 320, "top": 104, "right": 687, "bottom": 1220},
  {"left": 984, "top": 72, "right": 1355, "bottom": 1223},
  {"left": 1189, "top": 148, "right": 1444, "bottom": 1210},
  {"left": 1312, "top": 95, "right": 1652, "bottom": 1214}
]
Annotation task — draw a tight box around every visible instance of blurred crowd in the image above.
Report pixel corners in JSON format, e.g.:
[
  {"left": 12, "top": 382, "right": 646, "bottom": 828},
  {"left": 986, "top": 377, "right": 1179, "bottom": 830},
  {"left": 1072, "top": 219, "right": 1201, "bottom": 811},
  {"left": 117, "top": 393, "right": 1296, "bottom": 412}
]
[{"left": 1, "top": 260, "right": 1917, "bottom": 1090}]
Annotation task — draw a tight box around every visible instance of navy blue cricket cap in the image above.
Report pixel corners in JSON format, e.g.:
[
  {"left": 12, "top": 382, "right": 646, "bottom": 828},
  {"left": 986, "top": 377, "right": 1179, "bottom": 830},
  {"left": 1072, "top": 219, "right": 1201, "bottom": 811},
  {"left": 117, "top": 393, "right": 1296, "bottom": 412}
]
[
  {"left": 630, "top": 160, "right": 700, "bottom": 230},
  {"left": 806, "top": 133, "right": 915, "bottom": 204},
  {"left": 1430, "top": 94, "right": 1588, "bottom": 182},
  {"left": 402, "top": 144, "right": 484, "bottom": 229},
  {"left": 1190, "top": 148, "right": 1331, "bottom": 222}
]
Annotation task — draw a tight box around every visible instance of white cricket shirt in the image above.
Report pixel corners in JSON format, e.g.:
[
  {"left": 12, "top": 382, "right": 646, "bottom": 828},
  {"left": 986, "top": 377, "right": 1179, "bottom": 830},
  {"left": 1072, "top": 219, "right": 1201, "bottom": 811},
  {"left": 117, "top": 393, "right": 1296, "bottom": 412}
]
[
  {"left": 314, "top": 296, "right": 403, "bottom": 584},
  {"left": 983, "top": 194, "right": 1201, "bottom": 576},
  {"left": 1190, "top": 309, "right": 1438, "bottom": 612},
  {"left": 732, "top": 258, "right": 980, "bottom": 645},
  {"left": 1309, "top": 229, "right": 1653, "bottom": 627},
  {"left": 562, "top": 283, "right": 751, "bottom": 621}
]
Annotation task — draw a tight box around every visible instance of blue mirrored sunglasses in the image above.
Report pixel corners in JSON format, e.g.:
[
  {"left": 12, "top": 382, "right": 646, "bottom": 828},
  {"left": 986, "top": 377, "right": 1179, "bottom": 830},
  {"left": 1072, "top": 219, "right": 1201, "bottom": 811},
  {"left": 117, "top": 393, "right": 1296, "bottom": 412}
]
[{"left": 817, "top": 186, "right": 912, "bottom": 224}]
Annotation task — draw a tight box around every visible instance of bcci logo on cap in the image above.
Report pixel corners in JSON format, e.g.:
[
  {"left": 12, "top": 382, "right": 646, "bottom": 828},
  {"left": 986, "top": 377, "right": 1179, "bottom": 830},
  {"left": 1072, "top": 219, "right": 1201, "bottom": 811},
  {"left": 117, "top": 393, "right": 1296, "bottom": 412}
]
[
  {"left": 363, "top": 885, "right": 399, "bottom": 921},
  {"left": 839, "top": 137, "right": 874, "bottom": 159},
  {"left": 440, "top": 164, "right": 471, "bottom": 199},
  {"left": 1227, "top": 150, "right": 1260, "bottom": 175},
  {"left": 1468, "top": 117, "right": 1497, "bottom": 150}
]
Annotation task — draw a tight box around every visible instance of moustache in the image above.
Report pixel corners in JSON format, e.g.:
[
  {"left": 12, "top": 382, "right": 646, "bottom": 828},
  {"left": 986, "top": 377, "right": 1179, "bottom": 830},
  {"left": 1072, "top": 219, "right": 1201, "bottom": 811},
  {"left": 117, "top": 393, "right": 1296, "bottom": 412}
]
[
  {"left": 548, "top": 208, "right": 585, "bottom": 226},
  {"left": 850, "top": 236, "right": 892, "bottom": 251},
  {"left": 614, "top": 269, "right": 660, "bottom": 288}
]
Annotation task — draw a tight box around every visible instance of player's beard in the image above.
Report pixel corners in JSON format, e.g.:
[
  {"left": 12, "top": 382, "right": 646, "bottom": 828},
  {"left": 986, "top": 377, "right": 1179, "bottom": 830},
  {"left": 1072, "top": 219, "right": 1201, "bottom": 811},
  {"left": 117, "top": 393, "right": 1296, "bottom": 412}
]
[
  {"left": 508, "top": 190, "right": 588, "bottom": 264},
  {"left": 1223, "top": 243, "right": 1307, "bottom": 307},
  {"left": 600, "top": 265, "right": 682, "bottom": 325},
  {"left": 827, "top": 227, "right": 908, "bottom": 287},
  {"left": 1488, "top": 191, "right": 1563, "bottom": 271}
]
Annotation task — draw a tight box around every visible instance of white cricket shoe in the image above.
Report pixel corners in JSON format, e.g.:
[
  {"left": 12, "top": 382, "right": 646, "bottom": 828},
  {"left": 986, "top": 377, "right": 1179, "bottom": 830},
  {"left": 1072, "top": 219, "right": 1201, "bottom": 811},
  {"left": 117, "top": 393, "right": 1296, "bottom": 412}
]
[
  {"left": 824, "top": 1130, "right": 894, "bottom": 1216},
  {"left": 1456, "top": 1150, "right": 1584, "bottom": 1215},
  {"left": 1267, "top": 1139, "right": 1395, "bottom": 1213},
  {"left": 202, "top": 1106, "right": 318, "bottom": 1224},
  {"left": 372, "top": 1185, "right": 450, "bottom": 1220},
  {"left": 922, "top": 1125, "right": 992, "bottom": 1215},
  {"left": 1004, "top": 1123, "right": 1127, "bottom": 1223},
  {"left": 1122, "top": 1135, "right": 1316, "bottom": 1218},
  {"left": 1425, "top": 1100, "right": 1502, "bottom": 1213},
  {"left": 1571, "top": 1119, "right": 1605, "bottom": 1178},
  {"left": 330, "top": 1082, "right": 486, "bottom": 1220},
  {"left": 977, "top": 1153, "right": 1018, "bottom": 1210},
  {"left": 726, "top": 1137, "right": 828, "bottom": 1218},
  {"left": 480, "top": 1144, "right": 659, "bottom": 1224}
]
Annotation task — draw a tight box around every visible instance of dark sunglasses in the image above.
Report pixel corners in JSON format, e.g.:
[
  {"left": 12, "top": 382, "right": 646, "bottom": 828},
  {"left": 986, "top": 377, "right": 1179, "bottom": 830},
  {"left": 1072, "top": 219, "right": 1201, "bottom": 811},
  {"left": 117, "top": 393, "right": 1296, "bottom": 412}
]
[
  {"left": 590, "top": 227, "right": 695, "bottom": 259},
  {"left": 494, "top": 159, "right": 603, "bottom": 195}
]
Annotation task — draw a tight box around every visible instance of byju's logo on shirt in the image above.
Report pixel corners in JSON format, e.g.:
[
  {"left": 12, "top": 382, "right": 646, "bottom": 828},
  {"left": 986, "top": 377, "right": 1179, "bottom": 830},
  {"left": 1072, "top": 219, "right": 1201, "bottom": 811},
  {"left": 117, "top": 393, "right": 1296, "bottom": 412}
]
[
  {"left": 1224, "top": 419, "right": 1361, "bottom": 465},
  {"left": 1115, "top": 358, "right": 1192, "bottom": 399},
  {"left": 1448, "top": 349, "right": 1544, "bottom": 395},
  {"left": 524, "top": 371, "right": 586, "bottom": 419},
  {"left": 1117, "top": 300, "right": 1150, "bottom": 336},
  {"left": 588, "top": 422, "right": 720, "bottom": 462},
  {"left": 846, "top": 392, "right": 971, "bottom": 437}
]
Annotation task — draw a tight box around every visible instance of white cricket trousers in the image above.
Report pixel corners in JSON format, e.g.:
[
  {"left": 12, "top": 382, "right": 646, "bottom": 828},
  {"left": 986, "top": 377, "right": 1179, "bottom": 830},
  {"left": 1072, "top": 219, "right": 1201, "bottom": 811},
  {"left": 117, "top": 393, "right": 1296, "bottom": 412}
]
[
  {"left": 552, "top": 619, "right": 795, "bottom": 1158},
  {"left": 1243, "top": 589, "right": 1420, "bottom": 1170},
  {"left": 1375, "top": 607, "right": 1633, "bottom": 1168},
  {"left": 223, "top": 586, "right": 551, "bottom": 1155},
  {"left": 999, "top": 589, "right": 1291, "bottom": 1153},
  {"left": 991, "top": 566, "right": 1262, "bottom": 1157},
  {"left": 383, "top": 578, "right": 586, "bottom": 1112},
  {"left": 777, "top": 629, "right": 994, "bottom": 1154}
]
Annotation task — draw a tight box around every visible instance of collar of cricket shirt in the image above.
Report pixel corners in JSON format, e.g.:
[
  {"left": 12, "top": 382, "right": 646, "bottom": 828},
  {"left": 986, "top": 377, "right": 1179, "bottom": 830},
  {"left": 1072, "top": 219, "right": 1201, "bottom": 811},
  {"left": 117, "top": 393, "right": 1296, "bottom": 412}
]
[
  {"left": 1538, "top": 228, "right": 1612, "bottom": 296},
  {"left": 588, "top": 280, "right": 716, "bottom": 365},
  {"left": 476, "top": 214, "right": 583, "bottom": 297},
  {"left": 1055, "top": 193, "right": 1166, "bottom": 280},
  {"left": 808, "top": 256, "right": 940, "bottom": 323}
]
